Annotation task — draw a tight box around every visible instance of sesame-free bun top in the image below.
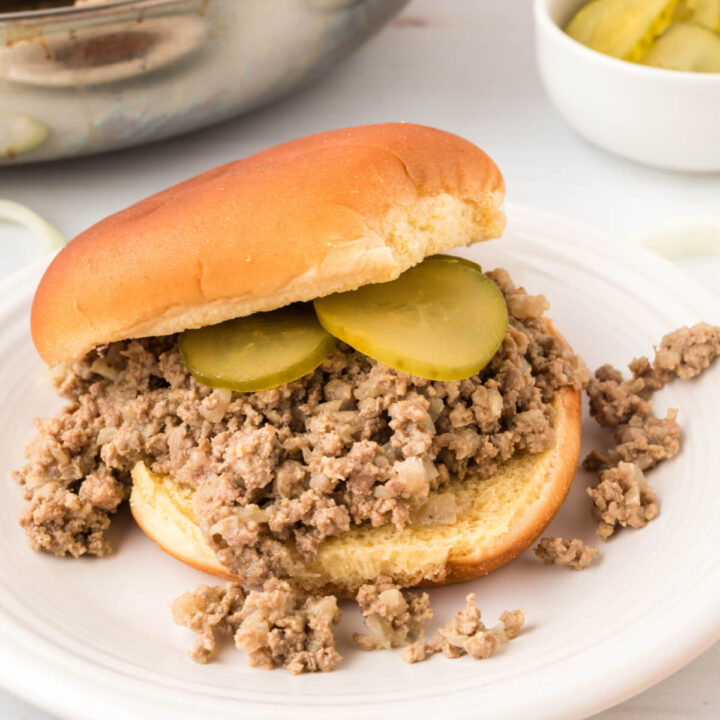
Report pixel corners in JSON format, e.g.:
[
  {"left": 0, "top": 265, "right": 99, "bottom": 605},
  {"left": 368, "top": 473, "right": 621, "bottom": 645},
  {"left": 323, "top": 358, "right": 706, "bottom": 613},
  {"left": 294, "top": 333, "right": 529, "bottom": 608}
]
[{"left": 32, "top": 123, "right": 506, "bottom": 365}]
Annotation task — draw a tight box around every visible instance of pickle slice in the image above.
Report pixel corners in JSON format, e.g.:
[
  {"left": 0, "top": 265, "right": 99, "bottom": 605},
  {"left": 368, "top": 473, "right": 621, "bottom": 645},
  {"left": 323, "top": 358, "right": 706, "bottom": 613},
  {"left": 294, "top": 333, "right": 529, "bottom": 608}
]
[
  {"left": 179, "top": 305, "right": 336, "bottom": 392},
  {"left": 313, "top": 256, "right": 508, "bottom": 382},
  {"left": 643, "top": 23, "right": 720, "bottom": 71},
  {"left": 566, "top": 0, "right": 678, "bottom": 62},
  {"left": 686, "top": 0, "right": 720, "bottom": 30}
]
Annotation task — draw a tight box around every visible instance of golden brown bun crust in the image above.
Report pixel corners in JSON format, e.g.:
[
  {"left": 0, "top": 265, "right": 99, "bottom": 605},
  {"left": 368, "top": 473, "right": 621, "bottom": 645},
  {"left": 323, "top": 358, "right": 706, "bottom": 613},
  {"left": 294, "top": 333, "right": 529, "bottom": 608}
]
[
  {"left": 309, "top": 385, "right": 581, "bottom": 596},
  {"left": 418, "top": 384, "right": 581, "bottom": 589},
  {"left": 31, "top": 123, "right": 506, "bottom": 365},
  {"left": 129, "top": 383, "right": 581, "bottom": 597}
]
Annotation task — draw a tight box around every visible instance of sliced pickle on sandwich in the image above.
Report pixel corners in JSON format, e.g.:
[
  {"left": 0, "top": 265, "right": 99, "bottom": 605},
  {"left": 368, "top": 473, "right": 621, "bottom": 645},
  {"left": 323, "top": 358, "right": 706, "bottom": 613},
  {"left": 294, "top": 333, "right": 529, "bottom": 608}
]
[
  {"left": 179, "top": 304, "right": 336, "bottom": 392},
  {"left": 643, "top": 23, "right": 720, "bottom": 71},
  {"left": 313, "top": 255, "right": 508, "bottom": 382}
]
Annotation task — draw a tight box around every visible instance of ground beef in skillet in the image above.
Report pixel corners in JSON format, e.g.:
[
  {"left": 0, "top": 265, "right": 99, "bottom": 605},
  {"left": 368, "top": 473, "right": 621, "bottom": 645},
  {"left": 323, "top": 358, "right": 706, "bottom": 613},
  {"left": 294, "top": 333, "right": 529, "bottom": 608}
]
[{"left": 14, "top": 268, "right": 588, "bottom": 584}]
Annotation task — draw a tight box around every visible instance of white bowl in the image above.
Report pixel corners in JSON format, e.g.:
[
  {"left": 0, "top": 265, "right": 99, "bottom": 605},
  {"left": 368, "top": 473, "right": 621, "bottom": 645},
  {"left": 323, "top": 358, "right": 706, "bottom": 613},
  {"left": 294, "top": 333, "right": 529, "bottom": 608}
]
[{"left": 535, "top": 0, "right": 720, "bottom": 171}]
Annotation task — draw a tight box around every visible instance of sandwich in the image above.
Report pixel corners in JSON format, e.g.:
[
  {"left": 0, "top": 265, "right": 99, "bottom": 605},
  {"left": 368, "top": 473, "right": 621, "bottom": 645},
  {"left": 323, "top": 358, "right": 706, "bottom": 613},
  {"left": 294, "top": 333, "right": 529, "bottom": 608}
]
[{"left": 18, "top": 122, "right": 586, "bottom": 596}]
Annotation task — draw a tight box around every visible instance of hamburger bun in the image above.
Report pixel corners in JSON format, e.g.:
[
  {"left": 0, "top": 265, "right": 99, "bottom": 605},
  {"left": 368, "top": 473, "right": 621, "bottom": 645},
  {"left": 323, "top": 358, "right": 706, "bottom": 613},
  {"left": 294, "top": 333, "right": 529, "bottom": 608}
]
[
  {"left": 130, "top": 379, "right": 581, "bottom": 596},
  {"left": 31, "top": 122, "right": 581, "bottom": 596},
  {"left": 31, "top": 123, "right": 506, "bottom": 365}
]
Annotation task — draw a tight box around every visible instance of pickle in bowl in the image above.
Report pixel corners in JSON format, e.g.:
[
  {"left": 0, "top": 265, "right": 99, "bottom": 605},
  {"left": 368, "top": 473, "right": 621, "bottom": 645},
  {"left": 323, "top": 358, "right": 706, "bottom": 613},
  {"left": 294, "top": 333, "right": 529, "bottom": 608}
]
[
  {"left": 643, "top": 22, "right": 720, "bottom": 71},
  {"left": 565, "top": 0, "right": 720, "bottom": 72},
  {"left": 566, "top": 0, "right": 679, "bottom": 61}
]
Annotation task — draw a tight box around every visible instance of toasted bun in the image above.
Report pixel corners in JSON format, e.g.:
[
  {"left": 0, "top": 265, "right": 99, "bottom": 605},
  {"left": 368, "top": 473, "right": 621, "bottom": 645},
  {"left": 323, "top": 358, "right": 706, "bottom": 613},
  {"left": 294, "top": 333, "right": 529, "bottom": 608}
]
[
  {"left": 130, "top": 385, "right": 581, "bottom": 597},
  {"left": 31, "top": 123, "right": 506, "bottom": 365}
]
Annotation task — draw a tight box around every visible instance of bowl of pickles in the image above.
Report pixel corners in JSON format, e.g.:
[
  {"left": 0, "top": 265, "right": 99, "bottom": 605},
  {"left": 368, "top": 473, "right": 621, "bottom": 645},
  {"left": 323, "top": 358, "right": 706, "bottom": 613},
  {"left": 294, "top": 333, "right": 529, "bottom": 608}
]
[{"left": 535, "top": 0, "right": 720, "bottom": 171}]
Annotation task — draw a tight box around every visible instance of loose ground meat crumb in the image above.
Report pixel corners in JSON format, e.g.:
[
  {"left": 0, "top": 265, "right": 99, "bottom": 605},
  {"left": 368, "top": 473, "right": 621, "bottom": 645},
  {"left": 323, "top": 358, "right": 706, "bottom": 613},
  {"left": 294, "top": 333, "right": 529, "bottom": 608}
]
[
  {"left": 353, "top": 575, "right": 432, "bottom": 651},
  {"left": 403, "top": 593, "right": 524, "bottom": 664},
  {"left": 638, "top": 323, "right": 720, "bottom": 384},
  {"left": 583, "top": 409, "right": 681, "bottom": 474},
  {"left": 14, "top": 268, "right": 588, "bottom": 584},
  {"left": 534, "top": 537, "right": 598, "bottom": 570},
  {"left": 401, "top": 639, "right": 435, "bottom": 664},
  {"left": 171, "top": 582, "right": 246, "bottom": 663},
  {"left": 612, "top": 411, "right": 681, "bottom": 471},
  {"left": 587, "top": 324, "right": 720, "bottom": 431},
  {"left": 172, "top": 579, "right": 341, "bottom": 673},
  {"left": 585, "top": 365, "right": 651, "bottom": 430},
  {"left": 587, "top": 462, "right": 659, "bottom": 541},
  {"left": 18, "top": 481, "right": 115, "bottom": 558},
  {"left": 235, "top": 579, "right": 341, "bottom": 674},
  {"left": 584, "top": 323, "right": 719, "bottom": 540}
]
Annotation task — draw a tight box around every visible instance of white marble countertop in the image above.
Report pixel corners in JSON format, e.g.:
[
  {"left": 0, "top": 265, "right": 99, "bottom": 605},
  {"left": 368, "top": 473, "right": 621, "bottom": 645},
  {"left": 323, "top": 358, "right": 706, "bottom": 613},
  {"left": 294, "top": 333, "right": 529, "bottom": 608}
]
[{"left": 0, "top": 0, "right": 719, "bottom": 717}]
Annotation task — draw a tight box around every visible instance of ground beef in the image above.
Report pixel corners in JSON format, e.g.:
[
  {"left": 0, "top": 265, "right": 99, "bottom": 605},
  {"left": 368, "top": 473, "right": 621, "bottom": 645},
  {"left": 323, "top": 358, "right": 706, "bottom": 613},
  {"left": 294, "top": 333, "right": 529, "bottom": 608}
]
[
  {"left": 172, "top": 579, "right": 341, "bottom": 674},
  {"left": 14, "top": 268, "right": 588, "bottom": 582},
  {"left": 583, "top": 323, "right": 719, "bottom": 540},
  {"left": 534, "top": 537, "right": 598, "bottom": 570},
  {"left": 611, "top": 411, "right": 681, "bottom": 471},
  {"left": 402, "top": 639, "right": 435, "bottom": 664},
  {"left": 635, "top": 323, "right": 720, "bottom": 385},
  {"left": 402, "top": 593, "right": 524, "bottom": 664},
  {"left": 234, "top": 579, "right": 341, "bottom": 674},
  {"left": 583, "top": 405, "right": 681, "bottom": 475},
  {"left": 171, "top": 583, "right": 246, "bottom": 663},
  {"left": 585, "top": 365, "right": 652, "bottom": 430},
  {"left": 19, "top": 481, "right": 114, "bottom": 557},
  {"left": 587, "top": 462, "right": 659, "bottom": 541},
  {"left": 586, "top": 324, "right": 719, "bottom": 431},
  {"left": 352, "top": 575, "right": 432, "bottom": 651}
]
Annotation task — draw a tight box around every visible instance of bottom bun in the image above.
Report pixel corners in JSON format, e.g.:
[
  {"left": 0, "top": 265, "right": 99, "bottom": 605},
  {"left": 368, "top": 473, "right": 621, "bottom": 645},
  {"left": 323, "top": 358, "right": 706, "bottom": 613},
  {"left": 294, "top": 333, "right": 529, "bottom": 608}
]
[{"left": 130, "top": 385, "right": 581, "bottom": 597}]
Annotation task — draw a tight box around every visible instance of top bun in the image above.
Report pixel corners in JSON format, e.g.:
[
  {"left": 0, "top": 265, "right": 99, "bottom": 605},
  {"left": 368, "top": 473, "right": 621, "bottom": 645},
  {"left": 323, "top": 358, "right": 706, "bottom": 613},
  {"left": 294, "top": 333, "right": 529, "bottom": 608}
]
[{"left": 32, "top": 123, "right": 506, "bottom": 365}]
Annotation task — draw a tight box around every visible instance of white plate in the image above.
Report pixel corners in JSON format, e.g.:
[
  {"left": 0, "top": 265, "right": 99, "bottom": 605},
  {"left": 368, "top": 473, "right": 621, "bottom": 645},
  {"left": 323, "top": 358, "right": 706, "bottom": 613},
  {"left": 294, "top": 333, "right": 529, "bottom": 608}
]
[{"left": 1, "top": 204, "right": 719, "bottom": 720}]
